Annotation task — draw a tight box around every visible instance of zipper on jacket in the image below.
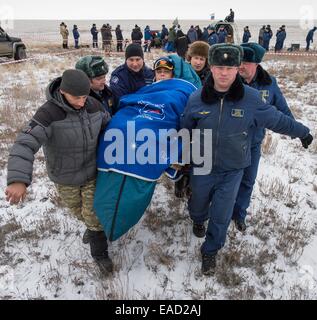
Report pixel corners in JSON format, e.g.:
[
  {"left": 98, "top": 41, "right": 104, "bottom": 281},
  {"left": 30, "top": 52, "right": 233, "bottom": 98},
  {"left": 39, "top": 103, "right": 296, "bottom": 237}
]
[
  {"left": 214, "top": 98, "right": 224, "bottom": 168},
  {"left": 88, "top": 115, "right": 93, "bottom": 139},
  {"left": 78, "top": 110, "right": 88, "bottom": 181}
]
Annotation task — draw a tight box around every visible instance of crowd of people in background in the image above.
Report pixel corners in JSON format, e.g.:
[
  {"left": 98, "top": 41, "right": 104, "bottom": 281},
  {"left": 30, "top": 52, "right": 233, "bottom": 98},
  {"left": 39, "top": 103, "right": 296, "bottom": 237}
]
[{"left": 59, "top": 19, "right": 317, "bottom": 54}]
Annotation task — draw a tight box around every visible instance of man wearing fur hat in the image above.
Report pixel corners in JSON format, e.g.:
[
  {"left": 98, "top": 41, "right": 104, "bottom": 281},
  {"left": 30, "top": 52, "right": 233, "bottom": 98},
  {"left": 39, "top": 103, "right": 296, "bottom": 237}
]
[
  {"left": 232, "top": 42, "right": 296, "bottom": 232},
  {"left": 187, "top": 41, "right": 210, "bottom": 85},
  {"left": 76, "top": 55, "right": 114, "bottom": 115},
  {"left": 181, "top": 44, "right": 313, "bottom": 275},
  {"left": 5, "top": 69, "right": 113, "bottom": 276},
  {"left": 110, "top": 43, "right": 154, "bottom": 112}
]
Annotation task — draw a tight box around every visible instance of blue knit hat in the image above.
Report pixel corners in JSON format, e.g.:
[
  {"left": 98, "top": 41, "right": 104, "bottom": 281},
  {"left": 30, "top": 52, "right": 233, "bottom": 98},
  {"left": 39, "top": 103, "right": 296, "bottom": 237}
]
[{"left": 241, "top": 42, "right": 266, "bottom": 63}]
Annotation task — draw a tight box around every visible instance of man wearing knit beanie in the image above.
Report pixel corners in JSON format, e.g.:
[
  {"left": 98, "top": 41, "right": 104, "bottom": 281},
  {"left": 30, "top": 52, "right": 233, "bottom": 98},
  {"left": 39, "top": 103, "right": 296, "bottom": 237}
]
[
  {"left": 125, "top": 43, "right": 144, "bottom": 60},
  {"left": 60, "top": 69, "right": 91, "bottom": 109},
  {"left": 110, "top": 43, "right": 154, "bottom": 112},
  {"left": 187, "top": 41, "right": 210, "bottom": 85},
  {"left": 6, "top": 69, "right": 113, "bottom": 276}
]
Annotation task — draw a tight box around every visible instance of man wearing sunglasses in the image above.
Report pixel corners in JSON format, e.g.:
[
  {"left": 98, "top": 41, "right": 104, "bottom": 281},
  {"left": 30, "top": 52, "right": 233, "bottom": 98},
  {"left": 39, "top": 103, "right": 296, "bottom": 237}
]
[{"left": 153, "top": 56, "right": 175, "bottom": 81}]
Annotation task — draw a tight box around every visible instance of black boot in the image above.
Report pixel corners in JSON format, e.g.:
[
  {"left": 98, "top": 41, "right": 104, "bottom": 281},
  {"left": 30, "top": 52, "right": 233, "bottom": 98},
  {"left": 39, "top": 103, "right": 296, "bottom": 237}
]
[
  {"left": 175, "top": 174, "right": 189, "bottom": 198},
  {"left": 201, "top": 254, "right": 217, "bottom": 276},
  {"left": 193, "top": 222, "right": 206, "bottom": 238},
  {"left": 234, "top": 219, "right": 247, "bottom": 232},
  {"left": 89, "top": 231, "right": 113, "bottom": 275}
]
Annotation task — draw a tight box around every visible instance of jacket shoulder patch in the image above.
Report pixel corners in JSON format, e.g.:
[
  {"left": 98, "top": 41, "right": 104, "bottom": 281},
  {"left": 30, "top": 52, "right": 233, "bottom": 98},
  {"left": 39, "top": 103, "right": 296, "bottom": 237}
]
[
  {"left": 111, "top": 76, "right": 119, "bottom": 84},
  {"left": 231, "top": 109, "right": 244, "bottom": 118}
]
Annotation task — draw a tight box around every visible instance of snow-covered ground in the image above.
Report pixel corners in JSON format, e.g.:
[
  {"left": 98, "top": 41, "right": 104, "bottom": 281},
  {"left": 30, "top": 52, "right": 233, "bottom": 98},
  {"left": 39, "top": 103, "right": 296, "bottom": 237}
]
[{"left": 0, "top": 48, "right": 316, "bottom": 300}]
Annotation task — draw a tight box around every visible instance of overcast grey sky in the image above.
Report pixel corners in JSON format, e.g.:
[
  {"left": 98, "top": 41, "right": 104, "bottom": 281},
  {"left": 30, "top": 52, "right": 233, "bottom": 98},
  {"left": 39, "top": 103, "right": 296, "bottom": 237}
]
[{"left": 0, "top": 0, "right": 316, "bottom": 20}]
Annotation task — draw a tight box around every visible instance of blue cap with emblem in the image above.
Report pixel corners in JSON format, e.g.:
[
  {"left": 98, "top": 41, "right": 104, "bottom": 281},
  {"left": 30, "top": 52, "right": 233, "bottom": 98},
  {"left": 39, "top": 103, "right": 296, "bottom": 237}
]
[
  {"left": 208, "top": 44, "right": 243, "bottom": 67},
  {"left": 241, "top": 42, "right": 266, "bottom": 63}
]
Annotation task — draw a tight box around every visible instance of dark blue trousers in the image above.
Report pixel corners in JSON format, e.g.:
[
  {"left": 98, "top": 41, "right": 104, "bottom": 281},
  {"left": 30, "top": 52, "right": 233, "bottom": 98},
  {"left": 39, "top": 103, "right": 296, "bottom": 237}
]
[
  {"left": 189, "top": 169, "right": 244, "bottom": 256},
  {"left": 232, "top": 143, "right": 262, "bottom": 223}
]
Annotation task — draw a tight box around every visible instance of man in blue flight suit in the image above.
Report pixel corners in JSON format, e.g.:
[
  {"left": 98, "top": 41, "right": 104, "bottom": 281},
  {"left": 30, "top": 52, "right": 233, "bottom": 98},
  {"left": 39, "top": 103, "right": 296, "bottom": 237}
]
[
  {"left": 207, "top": 26, "right": 218, "bottom": 46},
  {"left": 232, "top": 42, "right": 295, "bottom": 232},
  {"left": 181, "top": 44, "right": 313, "bottom": 275},
  {"left": 76, "top": 55, "right": 114, "bottom": 115},
  {"left": 110, "top": 43, "right": 154, "bottom": 112},
  {"left": 306, "top": 27, "right": 317, "bottom": 51},
  {"left": 90, "top": 24, "right": 99, "bottom": 48}
]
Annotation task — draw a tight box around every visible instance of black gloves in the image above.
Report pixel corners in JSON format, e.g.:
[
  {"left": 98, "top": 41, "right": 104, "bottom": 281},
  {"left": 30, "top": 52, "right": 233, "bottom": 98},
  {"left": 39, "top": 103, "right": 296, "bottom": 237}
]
[{"left": 300, "top": 134, "right": 313, "bottom": 149}]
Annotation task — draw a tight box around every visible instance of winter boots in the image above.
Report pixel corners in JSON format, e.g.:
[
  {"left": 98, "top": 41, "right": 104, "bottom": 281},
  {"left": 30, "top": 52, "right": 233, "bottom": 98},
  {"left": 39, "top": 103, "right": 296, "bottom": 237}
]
[
  {"left": 234, "top": 219, "right": 247, "bottom": 233},
  {"left": 88, "top": 230, "right": 113, "bottom": 275},
  {"left": 201, "top": 253, "right": 217, "bottom": 276},
  {"left": 174, "top": 174, "right": 190, "bottom": 198},
  {"left": 193, "top": 222, "right": 206, "bottom": 238}
]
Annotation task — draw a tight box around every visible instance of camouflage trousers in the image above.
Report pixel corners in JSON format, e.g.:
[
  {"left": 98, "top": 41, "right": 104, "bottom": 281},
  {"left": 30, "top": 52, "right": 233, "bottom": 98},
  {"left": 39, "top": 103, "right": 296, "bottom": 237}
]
[{"left": 55, "top": 179, "right": 103, "bottom": 231}]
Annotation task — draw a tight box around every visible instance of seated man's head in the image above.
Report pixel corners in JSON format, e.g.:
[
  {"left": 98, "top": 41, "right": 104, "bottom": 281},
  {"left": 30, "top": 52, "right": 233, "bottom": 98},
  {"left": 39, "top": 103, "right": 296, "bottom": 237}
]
[
  {"left": 187, "top": 41, "right": 210, "bottom": 73},
  {"left": 125, "top": 44, "right": 144, "bottom": 73},
  {"left": 60, "top": 69, "right": 91, "bottom": 109},
  {"left": 153, "top": 57, "right": 174, "bottom": 81},
  {"left": 75, "top": 55, "right": 109, "bottom": 92}
]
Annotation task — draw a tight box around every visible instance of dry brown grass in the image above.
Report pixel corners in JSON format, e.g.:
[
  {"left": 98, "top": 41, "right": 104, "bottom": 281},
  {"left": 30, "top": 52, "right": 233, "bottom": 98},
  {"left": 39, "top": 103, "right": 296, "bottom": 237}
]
[
  {"left": 265, "top": 59, "right": 317, "bottom": 88},
  {"left": 48, "top": 188, "right": 64, "bottom": 208},
  {"left": 261, "top": 133, "right": 278, "bottom": 155},
  {"left": 276, "top": 216, "right": 310, "bottom": 261},
  {"left": 250, "top": 203, "right": 313, "bottom": 262},
  {"left": 0, "top": 217, "right": 22, "bottom": 251},
  {"left": 143, "top": 205, "right": 166, "bottom": 233},
  {"left": 258, "top": 177, "right": 298, "bottom": 208},
  {"left": 288, "top": 284, "right": 311, "bottom": 300},
  {"left": 144, "top": 242, "right": 175, "bottom": 272},
  {"left": 226, "top": 285, "right": 257, "bottom": 300}
]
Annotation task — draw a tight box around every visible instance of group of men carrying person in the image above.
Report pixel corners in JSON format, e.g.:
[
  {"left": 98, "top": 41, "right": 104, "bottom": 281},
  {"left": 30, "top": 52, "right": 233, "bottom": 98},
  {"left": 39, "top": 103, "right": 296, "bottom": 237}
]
[{"left": 5, "top": 41, "right": 313, "bottom": 276}]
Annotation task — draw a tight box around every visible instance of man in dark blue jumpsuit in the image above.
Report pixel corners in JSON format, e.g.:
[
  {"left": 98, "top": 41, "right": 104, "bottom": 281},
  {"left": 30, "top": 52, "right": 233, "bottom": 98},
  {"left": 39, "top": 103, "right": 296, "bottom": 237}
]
[
  {"left": 181, "top": 44, "right": 313, "bottom": 275},
  {"left": 110, "top": 43, "right": 154, "bottom": 112},
  {"left": 306, "top": 27, "right": 317, "bottom": 51},
  {"left": 232, "top": 42, "right": 295, "bottom": 232}
]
